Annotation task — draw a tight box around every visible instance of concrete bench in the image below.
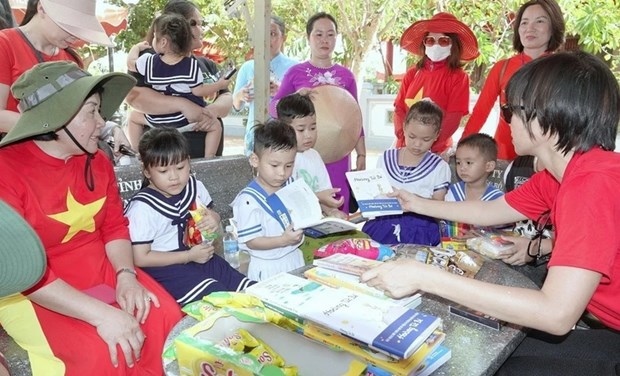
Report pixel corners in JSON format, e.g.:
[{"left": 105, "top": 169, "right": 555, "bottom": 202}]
[
  {"left": 115, "top": 155, "right": 254, "bottom": 221},
  {"left": 0, "top": 155, "right": 254, "bottom": 376}
]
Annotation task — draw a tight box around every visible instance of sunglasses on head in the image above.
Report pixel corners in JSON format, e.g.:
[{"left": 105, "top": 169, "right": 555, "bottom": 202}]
[
  {"left": 423, "top": 36, "right": 452, "bottom": 47},
  {"left": 500, "top": 104, "right": 527, "bottom": 124}
]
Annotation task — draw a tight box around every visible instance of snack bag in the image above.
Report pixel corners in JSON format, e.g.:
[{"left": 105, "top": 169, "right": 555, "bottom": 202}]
[
  {"left": 314, "top": 238, "right": 394, "bottom": 261},
  {"left": 452, "top": 250, "right": 484, "bottom": 278},
  {"left": 187, "top": 198, "right": 218, "bottom": 246},
  {"left": 466, "top": 231, "right": 515, "bottom": 259},
  {"left": 219, "top": 328, "right": 260, "bottom": 353}
]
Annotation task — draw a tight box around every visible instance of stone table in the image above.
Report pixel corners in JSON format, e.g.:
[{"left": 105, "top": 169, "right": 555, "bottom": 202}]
[{"left": 164, "top": 246, "right": 537, "bottom": 375}]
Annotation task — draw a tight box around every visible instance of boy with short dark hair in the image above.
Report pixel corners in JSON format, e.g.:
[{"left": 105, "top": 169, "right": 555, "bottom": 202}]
[
  {"left": 231, "top": 120, "right": 305, "bottom": 281},
  {"left": 276, "top": 92, "right": 346, "bottom": 218},
  {"left": 442, "top": 133, "right": 504, "bottom": 237},
  {"left": 447, "top": 133, "right": 503, "bottom": 202}
]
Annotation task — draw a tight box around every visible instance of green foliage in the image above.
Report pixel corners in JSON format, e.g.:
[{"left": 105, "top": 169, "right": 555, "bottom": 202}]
[{"left": 103, "top": 0, "right": 619, "bottom": 87}]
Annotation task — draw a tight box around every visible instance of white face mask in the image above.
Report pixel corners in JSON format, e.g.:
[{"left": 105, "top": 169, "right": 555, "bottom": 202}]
[{"left": 425, "top": 45, "right": 451, "bottom": 62}]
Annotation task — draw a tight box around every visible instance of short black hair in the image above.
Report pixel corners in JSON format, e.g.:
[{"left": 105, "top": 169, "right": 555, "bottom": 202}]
[
  {"left": 139, "top": 127, "right": 190, "bottom": 171},
  {"left": 506, "top": 51, "right": 620, "bottom": 154},
  {"left": 404, "top": 100, "right": 444, "bottom": 134},
  {"left": 457, "top": 133, "right": 498, "bottom": 162},
  {"left": 305, "top": 12, "right": 338, "bottom": 36},
  {"left": 253, "top": 119, "right": 297, "bottom": 156},
  {"left": 276, "top": 92, "right": 315, "bottom": 125}
]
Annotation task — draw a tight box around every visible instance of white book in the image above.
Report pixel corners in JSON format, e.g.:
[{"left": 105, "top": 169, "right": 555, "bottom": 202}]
[
  {"left": 275, "top": 179, "right": 357, "bottom": 237},
  {"left": 304, "top": 266, "right": 422, "bottom": 309},
  {"left": 345, "top": 169, "right": 403, "bottom": 218}
]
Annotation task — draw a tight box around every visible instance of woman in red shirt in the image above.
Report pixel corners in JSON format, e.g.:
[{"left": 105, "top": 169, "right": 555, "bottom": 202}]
[
  {"left": 461, "top": 0, "right": 565, "bottom": 160},
  {"left": 393, "top": 13, "right": 479, "bottom": 154}
]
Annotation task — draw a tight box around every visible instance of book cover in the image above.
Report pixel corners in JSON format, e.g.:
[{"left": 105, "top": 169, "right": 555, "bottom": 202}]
[
  {"left": 414, "top": 345, "right": 451, "bottom": 376},
  {"left": 245, "top": 273, "right": 442, "bottom": 359},
  {"left": 304, "top": 267, "right": 422, "bottom": 309},
  {"left": 449, "top": 303, "right": 502, "bottom": 330},
  {"left": 345, "top": 169, "right": 403, "bottom": 219},
  {"left": 275, "top": 179, "right": 357, "bottom": 237},
  {"left": 305, "top": 323, "right": 445, "bottom": 376},
  {"left": 312, "top": 253, "right": 384, "bottom": 276}
]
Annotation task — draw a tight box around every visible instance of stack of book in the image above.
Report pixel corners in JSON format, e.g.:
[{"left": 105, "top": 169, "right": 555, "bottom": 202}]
[
  {"left": 245, "top": 271, "right": 450, "bottom": 374},
  {"left": 307, "top": 253, "right": 422, "bottom": 309}
]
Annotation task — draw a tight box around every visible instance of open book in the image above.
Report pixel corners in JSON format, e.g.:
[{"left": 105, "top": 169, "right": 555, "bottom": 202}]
[
  {"left": 275, "top": 179, "right": 357, "bottom": 237},
  {"left": 345, "top": 169, "right": 403, "bottom": 218}
]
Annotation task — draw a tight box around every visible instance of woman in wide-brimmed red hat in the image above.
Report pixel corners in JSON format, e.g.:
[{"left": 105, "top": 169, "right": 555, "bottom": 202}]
[{"left": 393, "top": 12, "right": 479, "bottom": 154}]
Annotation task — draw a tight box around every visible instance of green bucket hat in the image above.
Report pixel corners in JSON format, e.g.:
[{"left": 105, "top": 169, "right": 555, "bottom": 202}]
[
  {"left": 0, "top": 200, "right": 47, "bottom": 297},
  {"left": 0, "top": 61, "right": 136, "bottom": 147}
]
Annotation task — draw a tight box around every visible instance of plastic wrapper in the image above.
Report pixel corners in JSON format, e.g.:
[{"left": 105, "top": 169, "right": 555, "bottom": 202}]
[
  {"left": 188, "top": 198, "right": 218, "bottom": 245},
  {"left": 248, "top": 342, "right": 286, "bottom": 367},
  {"left": 392, "top": 244, "right": 484, "bottom": 278},
  {"left": 452, "top": 250, "right": 484, "bottom": 278},
  {"left": 171, "top": 292, "right": 365, "bottom": 375},
  {"left": 466, "top": 234, "right": 515, "bottom": 259},
  {"left": 218, "top": 328, "right": 261, "bottom": 354},
  {"left": 314, "top": 238, "right": 394, "bottom": 261}
]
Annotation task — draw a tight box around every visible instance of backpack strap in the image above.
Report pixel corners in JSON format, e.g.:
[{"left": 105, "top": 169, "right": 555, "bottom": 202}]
[
  {"left": 498, "top": 58, "right": 511, "bottom": 102},
  {"left": 17, "top": 28, "right": 45, "bottom": 63}
]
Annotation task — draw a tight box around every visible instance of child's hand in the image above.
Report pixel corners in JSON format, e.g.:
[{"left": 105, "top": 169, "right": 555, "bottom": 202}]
[
  {"left": 136, "top": 41, "right": 151, "bottom": 51},
  {"left": 195, "top": 208, "right": 220, "bottom": 236},
  {"left": 282, "top": 225, "right": 303, "bottom": 246},
  {"left": 316, "top": 188, "right": 344, "bottom": 209},
  {"left": 187, "top": 243, "right": 215, "bottom": 264},
  {"left": 324, "top": 208, "right": 348, "bottom": 220}
]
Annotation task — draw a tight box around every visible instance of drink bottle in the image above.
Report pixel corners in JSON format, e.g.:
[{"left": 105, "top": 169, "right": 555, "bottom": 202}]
[{"left": 223, "top": 225, "right": 240, "bottom": 269}]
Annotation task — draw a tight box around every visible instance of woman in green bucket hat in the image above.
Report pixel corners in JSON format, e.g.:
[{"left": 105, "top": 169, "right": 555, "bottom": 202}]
[{"left": 0, "top": 61, "right": 183, "bottom": 375}]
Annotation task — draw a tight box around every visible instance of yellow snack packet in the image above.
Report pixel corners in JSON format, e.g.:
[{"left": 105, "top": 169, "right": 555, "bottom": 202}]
[
  {"left": 188, "top": 198, "right": 218, "bottom": 244},
  {"left": 218, "top": 328, "right": 260, "bottom": 353},
  {"left": 280, "top": 366, "right": 299, "bottom": 376},
  {"left": 248, "top": 343, "right": 285, "bottom": 367},
  {"left": 181, "top": 300, "right": 220, "bottom": 321}
]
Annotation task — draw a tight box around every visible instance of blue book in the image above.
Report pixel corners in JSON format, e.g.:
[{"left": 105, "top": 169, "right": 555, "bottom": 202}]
[
  {"left": 415, "top": 345, "right": 451, "bottom": 376},
  {"left": 346, "top": 169, "right": 403, "bottom": 219},
  {"left": 245, "top": 273, "right": 441, "bottom": 359}
]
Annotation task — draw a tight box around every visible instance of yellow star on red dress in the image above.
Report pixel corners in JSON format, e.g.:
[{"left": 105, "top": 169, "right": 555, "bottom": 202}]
[
  {"left": 48, "top": 189, "right": 106, "bottom": 243},
  {"left": 405, "top": 88, "right": 424, "bottom": 108}
]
